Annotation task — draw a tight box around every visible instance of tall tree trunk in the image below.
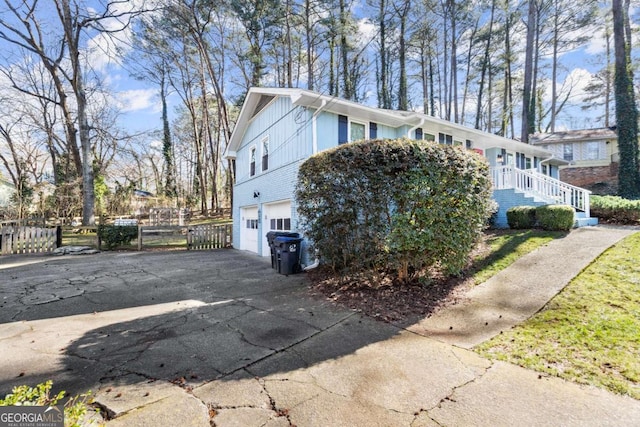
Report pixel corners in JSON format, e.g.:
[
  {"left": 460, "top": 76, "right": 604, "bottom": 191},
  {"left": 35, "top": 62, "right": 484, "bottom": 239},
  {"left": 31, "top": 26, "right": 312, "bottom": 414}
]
[
  {"left": 613, "top": 0, "right": 640, "bottom": 198},
  {"left": 449, "top": 0, "right": 458, "bottom": 122},
  {"left": 339, "top": 0, "right": 353, "bottom": 99},
  {"left": 397, "top": 0, "right": 410, "bottom": 110},
  {"left": 305, "top": 0, "right": 314, "bottom": 91},
  {"left": 550, "top": 0, "right": 559, "bottom": 132},
  {"left": 521, "top": 0, "right": 536, "bottom": 143},
  {"left": 378, "top": 0, "right": 391, "bottom": 108},
  {"left": 160, "top": 68, "right": 176, "bottom": 198},
  {"left": 59, "top": 0, "right": 94, "bottom": 225},
  {"left": 605, "top": 25, "right": 612, "bottom": 127},
  {"left": 475, "top": 0, "right": 495, "bottom": 130}
]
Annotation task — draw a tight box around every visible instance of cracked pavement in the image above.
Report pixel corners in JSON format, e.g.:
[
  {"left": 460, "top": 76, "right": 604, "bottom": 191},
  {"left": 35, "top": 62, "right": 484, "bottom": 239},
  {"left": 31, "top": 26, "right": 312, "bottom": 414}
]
[{"left": 1, "top": 241, "right": 640, "bottom": 426}]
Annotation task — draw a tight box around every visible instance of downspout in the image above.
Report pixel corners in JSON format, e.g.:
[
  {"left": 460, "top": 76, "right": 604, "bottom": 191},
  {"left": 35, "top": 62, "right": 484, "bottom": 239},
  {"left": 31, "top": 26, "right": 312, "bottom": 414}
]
[
  {"left": 304, "top": 100, "right": 329, "bottom": 271},
  {"left": 312, "top": 100, "right": 328, "bottom": 154},
  {"left": 407, "top": 117, "right": 425, "bottom": 139}
]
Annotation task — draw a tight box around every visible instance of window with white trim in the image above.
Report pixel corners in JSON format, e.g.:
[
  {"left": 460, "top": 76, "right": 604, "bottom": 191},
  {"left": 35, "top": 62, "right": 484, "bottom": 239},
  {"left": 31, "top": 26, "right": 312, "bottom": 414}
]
[
  {"left": 250, "top": 146, "right": 256, "bottom": 176},
  {"left": 563, "top": 144, "right": 573, "bottom": 161},
  {"left": 438, "top": 132, "right": 453, "bottom": 145},
  {"left": 584, "top": 141, "right": 600, "bottom": 160},
  {"left": 261, "top": 136, "right": 269, "bottom": 171},
  {"left": 350, "top": 120, "right": 366, "bottom": 142}
]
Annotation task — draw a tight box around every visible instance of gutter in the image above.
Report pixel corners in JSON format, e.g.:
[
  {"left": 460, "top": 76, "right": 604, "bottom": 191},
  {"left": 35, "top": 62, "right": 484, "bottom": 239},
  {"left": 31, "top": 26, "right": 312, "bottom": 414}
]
[{"left": 407, "top": 117, "right": 425, "bottom": 138}]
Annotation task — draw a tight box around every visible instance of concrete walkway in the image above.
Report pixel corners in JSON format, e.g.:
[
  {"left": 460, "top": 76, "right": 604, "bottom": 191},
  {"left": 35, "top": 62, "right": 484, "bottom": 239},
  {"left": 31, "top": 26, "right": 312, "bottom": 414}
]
[
  {"left": 0, "top": 226, "right": 639, "bottom": 426},
  {"left": 408, "top": 225, "right": 638, "bottom": 348}
]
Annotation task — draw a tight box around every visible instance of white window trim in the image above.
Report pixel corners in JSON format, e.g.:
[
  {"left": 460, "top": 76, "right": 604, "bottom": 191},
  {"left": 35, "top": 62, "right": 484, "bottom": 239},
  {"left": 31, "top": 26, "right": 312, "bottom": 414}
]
[
  {"left": 261, "top": 136, "right": 269, "bottom": 172},
  {"left": 249, "top": 145, "right": 257, "bottom": 176},
  {"left": 348, "top": 119, "right": 368, "bottom": 142}
]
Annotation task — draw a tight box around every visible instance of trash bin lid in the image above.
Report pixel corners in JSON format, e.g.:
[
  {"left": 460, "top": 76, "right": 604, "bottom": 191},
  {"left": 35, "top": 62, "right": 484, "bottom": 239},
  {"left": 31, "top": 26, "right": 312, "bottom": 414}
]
[{"left": 274, "top": 236, "right": 302, "bottom": 243}]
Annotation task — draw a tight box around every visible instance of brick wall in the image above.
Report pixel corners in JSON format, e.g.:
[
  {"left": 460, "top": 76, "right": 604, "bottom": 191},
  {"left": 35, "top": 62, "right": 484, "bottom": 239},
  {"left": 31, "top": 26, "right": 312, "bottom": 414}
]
[{"left": 560, "top": 164, "right": 618, "bottom": 195}]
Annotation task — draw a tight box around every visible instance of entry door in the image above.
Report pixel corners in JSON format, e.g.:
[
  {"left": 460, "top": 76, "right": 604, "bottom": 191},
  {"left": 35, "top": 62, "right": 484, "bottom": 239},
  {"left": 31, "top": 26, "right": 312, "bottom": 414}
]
[
  {"left": 262, "top": 200, "right": 292, "bottom": 257},
  {"left": 240, "top": 206, "right": 259, "bottom": 253}
]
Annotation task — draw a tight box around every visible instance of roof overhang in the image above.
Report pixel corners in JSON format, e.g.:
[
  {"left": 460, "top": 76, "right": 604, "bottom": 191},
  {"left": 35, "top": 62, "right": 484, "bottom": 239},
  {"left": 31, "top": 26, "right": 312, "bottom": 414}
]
[{"left": 225, "top": 87, "right": 558, "bottom": 163}]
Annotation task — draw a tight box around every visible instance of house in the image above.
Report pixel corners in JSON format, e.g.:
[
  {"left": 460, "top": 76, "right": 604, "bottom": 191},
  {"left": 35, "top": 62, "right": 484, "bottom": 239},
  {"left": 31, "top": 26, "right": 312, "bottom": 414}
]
[
  {"left": 530, "top": 127, "right": 619, "bottom": 194},
  {"left": 225, "top": 87, "right": 594, "bottom": 262},
  {"left": 0, "top": 177, "right": 15, "bottom": 209}
]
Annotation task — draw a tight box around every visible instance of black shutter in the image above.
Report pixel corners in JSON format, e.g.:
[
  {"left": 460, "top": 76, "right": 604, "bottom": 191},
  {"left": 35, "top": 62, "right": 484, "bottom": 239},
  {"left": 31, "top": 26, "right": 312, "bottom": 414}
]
[
  {"left": 338, "top": 115, "right": 348, "bottom": 144},
  {"left": 370, "top": 122, "right": 378, "bottom": 139},
  {"left": 415, "top": 127, "right": 423, "bottom": 140}
]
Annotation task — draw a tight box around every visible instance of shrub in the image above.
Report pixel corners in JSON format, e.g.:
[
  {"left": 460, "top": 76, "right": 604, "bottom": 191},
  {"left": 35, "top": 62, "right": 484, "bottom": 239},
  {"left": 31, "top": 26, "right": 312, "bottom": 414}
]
[
  {"left": 0, "top": 380, "right": 100, "bottom": 426},
  {"left": 295, "top": 138, "right": 493, "bottom": 283},
  {"left": 535, "top": 205, "right": 575, "bottom": 231},
  {"left": 506, "top": 206, "right": 537, "bottom": 229},
  {"left": 98, "top": 225, "right": 137, "bottom": 249},
  {"left": 591, "top": 195, "right": 640, "bottom": 224}
]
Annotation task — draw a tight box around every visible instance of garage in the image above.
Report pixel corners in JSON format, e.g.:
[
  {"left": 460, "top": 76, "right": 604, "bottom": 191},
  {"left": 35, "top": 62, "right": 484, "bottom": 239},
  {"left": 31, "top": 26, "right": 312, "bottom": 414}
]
[
  {"left": 240, "top": 206, "right": 259, "bottom": 253},
  {"left": 261, "top": 200, "right": 292, "bottom": 257}
]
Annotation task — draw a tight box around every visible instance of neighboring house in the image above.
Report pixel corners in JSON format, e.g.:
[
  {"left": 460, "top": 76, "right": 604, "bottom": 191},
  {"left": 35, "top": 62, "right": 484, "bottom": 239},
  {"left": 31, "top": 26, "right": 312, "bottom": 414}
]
[
  {"left": 0, "top": 177, "right": 15, "bottom": 209},
  {"left": 225, "top": 87, "right": 594, "bottom": 262},
  {"left": 530, "top": 127, "right": 619, "bottom": 194}
]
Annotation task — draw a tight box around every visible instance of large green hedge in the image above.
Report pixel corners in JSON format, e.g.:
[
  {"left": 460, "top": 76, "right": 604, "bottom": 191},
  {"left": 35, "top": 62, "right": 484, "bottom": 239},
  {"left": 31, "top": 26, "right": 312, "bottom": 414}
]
[
  {"left": 591, "top": 195, "right": 640, "bottom": 224},
  {"left": 295, "top": 138, "right": 493, "bottom": 283}
]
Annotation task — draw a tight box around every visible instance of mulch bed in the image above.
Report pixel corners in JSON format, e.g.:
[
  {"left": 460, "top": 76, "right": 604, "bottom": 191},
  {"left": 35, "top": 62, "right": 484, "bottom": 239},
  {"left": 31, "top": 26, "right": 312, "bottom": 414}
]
[
  {"left": 307, "top": 268, "right": 475, "bottom": 324},
  {"left": 306, "top": 237, "right": 493, "bottom": 324}
]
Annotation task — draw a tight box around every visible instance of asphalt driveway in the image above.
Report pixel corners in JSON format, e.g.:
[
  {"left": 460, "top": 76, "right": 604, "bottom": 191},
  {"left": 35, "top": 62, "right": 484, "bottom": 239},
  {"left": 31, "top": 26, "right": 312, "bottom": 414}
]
[{"left": 1, "top": 242, "right": 639, "bottom": 426}]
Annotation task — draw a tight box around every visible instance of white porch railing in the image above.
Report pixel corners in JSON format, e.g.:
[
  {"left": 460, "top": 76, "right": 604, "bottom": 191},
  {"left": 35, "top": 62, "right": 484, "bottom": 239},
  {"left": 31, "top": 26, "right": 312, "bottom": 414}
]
[{"left": 491, "top": 166, "right": 591, "bottom": 217}]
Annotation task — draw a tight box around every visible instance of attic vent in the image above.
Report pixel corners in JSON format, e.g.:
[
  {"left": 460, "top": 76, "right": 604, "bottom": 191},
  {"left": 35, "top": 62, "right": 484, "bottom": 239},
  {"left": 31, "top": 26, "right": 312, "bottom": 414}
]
[{"left": 251, "top": 95, "right": 275, "bottom": 119}]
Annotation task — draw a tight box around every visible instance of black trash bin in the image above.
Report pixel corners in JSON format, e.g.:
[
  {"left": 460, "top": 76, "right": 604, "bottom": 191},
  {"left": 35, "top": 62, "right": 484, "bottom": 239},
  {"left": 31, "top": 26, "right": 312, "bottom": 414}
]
[
  {"left": 266, "top": 231, "right": 299, "bottom": 269},
  {"left": 274, "top": 235, "right": 303, "bottom": 275}
]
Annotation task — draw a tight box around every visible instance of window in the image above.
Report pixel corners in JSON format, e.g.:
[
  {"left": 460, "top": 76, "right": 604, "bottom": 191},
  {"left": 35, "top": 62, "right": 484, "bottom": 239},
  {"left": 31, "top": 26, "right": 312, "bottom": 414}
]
[
  {"left": 438, "top": 132, "right": 453, "bottom": 145},
  {"left": 250, "top": 147, "right": 256, "bottom": 176},
  {"left": 370, "top": 122, "right": 378, "bottom": 139},
  {"left": 261, "top": 137, "right": 269, "bottom": 171},
  {"left": 270, "top": 217, "right": 291, "bottom": 231},
  {"left": 563, "top": 144, "right": 573, "bottom": 161},
  {"left": 416, "top": 128, "right": 436, "bottom": 142},
  {"left": 585, "top": 141, "right": 600, "bottom": 160},
  {"left": 350, "top": 121, "right": 366, "bottom": 142},
  {"left": 246, "top": 219, "right": 258, "bottom": 229}
]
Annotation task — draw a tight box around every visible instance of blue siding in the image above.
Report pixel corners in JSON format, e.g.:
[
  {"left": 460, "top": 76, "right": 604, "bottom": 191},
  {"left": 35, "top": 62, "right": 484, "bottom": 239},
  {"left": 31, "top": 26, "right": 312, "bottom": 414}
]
[
  {"left": 377, "top": 124, "right": 400, "bottom": 139},
  {"left": 236, "top": 97, "right": 312, "bottom": 185},
  {"left": 492, "top": 189, "right": 548, "bottom": 228},
  {"left": 233, "top": 161, "right": 303, "bottom": 256},
  {"left": 316, "top": 112, "right": 339, "bottom": 152}
]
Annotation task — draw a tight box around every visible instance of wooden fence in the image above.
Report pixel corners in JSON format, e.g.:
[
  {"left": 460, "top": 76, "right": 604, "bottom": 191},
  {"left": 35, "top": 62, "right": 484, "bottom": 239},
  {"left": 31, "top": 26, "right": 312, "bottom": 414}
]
[
  {"left": 187, "top": 223, "right": 232, "bottom": 250},
  {"left": 0, "top": 226, "right": 60, "bottom": 255}
]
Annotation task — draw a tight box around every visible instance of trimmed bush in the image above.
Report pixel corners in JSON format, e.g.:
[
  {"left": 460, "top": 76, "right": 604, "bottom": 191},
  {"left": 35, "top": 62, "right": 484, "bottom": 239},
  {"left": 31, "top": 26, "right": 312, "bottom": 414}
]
[
  {"left": 536, "top": 205, "right": 575, "bottom": 231},
  {"left": 295, "top": 138, "right": 493, "bottom": 283},
  {"left": 98, "top": 225, "right": 138, "bottom": 249},
  {"left": 591, "top": 195, "right": 640, "bottom": 224},
  {"left": 506, "top": 206, "right": 537, "bottom": 229}
]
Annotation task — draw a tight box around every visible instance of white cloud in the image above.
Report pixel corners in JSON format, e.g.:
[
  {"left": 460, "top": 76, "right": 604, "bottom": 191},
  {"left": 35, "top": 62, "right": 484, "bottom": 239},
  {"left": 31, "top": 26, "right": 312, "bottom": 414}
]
[{"left": 116, "top": 88, "right": 158, "bottom": 112}]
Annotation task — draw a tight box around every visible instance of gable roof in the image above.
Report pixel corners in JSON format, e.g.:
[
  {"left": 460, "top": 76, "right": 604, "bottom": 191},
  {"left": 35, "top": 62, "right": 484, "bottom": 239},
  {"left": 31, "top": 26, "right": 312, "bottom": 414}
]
[
  {"left": 225, "top": 87, "right": 559, "bottom": 161},
  {"left": 530, "top": 127, "right": 618, "bottom": 145}
]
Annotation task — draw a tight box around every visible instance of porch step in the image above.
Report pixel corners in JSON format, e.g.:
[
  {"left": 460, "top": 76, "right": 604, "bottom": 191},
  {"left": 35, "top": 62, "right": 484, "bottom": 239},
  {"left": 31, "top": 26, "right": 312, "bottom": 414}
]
[{"left": 574, "top": 211, "right": 598, "bottom": 228}]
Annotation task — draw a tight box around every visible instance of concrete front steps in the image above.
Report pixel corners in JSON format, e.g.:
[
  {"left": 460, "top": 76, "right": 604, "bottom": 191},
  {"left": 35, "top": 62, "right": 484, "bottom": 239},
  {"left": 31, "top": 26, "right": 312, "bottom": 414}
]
[
  {"left": 575, "top": 211, "right": 599, "bottom": 227},
  {"left": 493, "top": 188, "right": 598, "bottom": 228}
]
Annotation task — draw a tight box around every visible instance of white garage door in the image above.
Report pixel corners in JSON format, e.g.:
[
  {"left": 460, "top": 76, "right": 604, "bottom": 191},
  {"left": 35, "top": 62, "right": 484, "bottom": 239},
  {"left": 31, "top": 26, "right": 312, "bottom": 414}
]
[
  {"left": 262, "top": 200, "right": 292, "bottom": 257},
  {"left": 240, "top": 206, "right": 259, "bottom": 253}
]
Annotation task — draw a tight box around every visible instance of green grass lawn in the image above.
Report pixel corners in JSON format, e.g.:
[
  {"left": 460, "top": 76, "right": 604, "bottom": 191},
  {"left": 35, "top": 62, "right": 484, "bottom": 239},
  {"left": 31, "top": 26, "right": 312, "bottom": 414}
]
[
  {"left": 470, "top": 229, "right": 567, "bottom": 285},
  {"left": 475, "top": 231, "right": 640, "bottom": 399}
]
